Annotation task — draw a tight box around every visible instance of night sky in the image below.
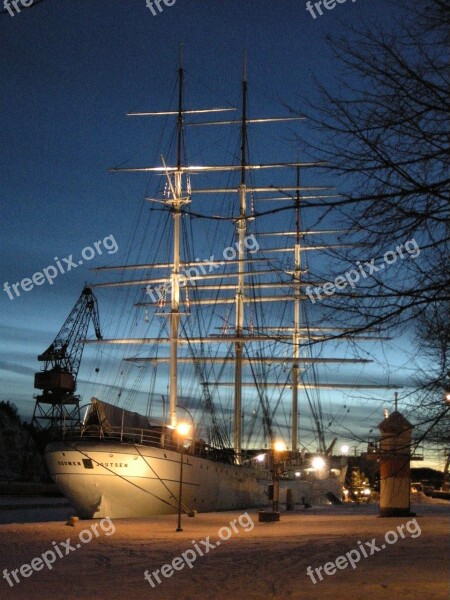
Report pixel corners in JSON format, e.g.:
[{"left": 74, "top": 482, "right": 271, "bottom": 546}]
[{"left": 1, "top": 1, "right": 435, "bottom": 463}]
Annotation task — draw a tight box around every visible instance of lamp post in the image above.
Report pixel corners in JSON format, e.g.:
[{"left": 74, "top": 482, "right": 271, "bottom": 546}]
[
  {"left": 340, "top": 444, "right": 350, "bottom": 456},
  {"left": 258, "top": 441, "right": 285, "bottom": 522},
  {"left": 176, "top": 422, "right": 190, "bottom": 532},
  {"left": 272, "top": 441, "right": 286, "bottom": 513}
]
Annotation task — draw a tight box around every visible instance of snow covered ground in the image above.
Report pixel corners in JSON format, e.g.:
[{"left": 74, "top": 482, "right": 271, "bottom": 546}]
[{"left": 0, "top": 500, "right": 448, "bottom": 600}]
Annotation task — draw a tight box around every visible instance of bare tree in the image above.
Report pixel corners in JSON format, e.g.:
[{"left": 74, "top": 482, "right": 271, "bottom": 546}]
[
  {"left": 301, "top": 0, "right": 449, "bottom": 331},
  {"left": 409, "top": 301, "right": 450, "bottom": 446},
  {"left": 299, "top": 0, "right": 449, "bottom": 446}
]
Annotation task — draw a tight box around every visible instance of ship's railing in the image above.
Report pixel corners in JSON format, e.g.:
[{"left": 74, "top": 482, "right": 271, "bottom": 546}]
[
  {"left": 366, "top": 436, "right": 424, "bottom": 460},
  {"left": 66, "top": 422, "right": 237, "bottom": 463},
  {"left": 77, "top": 423, "right": 182, "bottom": 452}
]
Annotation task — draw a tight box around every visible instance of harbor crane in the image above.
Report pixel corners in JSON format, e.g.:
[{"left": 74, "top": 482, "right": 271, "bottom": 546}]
[{"left": 31, "top": 286, "right": 102, "bottom": 442}]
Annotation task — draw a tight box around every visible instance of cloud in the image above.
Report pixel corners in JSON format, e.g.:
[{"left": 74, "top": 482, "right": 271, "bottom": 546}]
[{"left": 0, "top": 360, "right": 35, "bottom": 377}]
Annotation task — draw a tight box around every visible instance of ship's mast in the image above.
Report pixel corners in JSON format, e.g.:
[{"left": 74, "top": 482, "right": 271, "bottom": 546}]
[
  {"left": 234, "top": 53, "right": 248, "bottom": 462},
  {"left": 291, "top": 165, "right": 301, "bottom": 452},
  {"left": 89, "top": 54, "right": 393, "bottom": 453},
  {"left": 168, "top": 47, "right": 185, "bottom": 429}
]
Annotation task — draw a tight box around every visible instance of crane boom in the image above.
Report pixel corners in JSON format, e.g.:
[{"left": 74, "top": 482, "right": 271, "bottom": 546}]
[{"left": 35, "top": 286, "right": 102, "bottom": 396}]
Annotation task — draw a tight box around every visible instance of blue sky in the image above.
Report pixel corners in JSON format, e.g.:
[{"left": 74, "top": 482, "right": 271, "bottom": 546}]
[{"left": 1, "top": 0, "right": 440, "bottom": 466}]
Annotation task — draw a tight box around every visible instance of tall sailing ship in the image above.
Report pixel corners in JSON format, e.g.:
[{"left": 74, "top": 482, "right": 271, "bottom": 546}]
[{"left": 44, "top": 52, "right": 386, "bottom": 519}]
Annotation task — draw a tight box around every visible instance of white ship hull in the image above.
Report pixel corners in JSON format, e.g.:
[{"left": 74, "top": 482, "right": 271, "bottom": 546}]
[
  {"left": 45, "top": 441, "right": 270, "bottom": 519},
  {"left": 46, "top": 440, "right": 345, "bottom": 519}
]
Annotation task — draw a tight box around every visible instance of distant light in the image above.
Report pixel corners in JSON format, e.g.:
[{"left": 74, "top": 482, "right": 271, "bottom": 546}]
[
  {"left": 176, "top": 422, "right": 191, "bottom": 438},
  {"left": 444, "top": 392, "right": 450, "bottom": 403},
  {"left": 312, "top": 456, "right": 326, "bottom": 470},
  {"left": 340, "top": 444, "right": 350, "bottom": 455},
  {"left": 363, "top": 488, "right": 371, "bottom": 496},
  {"left": 274, "top": 441, "right": 287, "bottom": 453},
  {"left": 255, "top": 453, "right": 266, "bottom": 463},
  {"left": 295, "top": 471, "right": 301, "bottom": 477}
]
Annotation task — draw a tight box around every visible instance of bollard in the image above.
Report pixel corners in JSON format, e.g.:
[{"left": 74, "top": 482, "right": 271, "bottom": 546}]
[
  {"left": 286, "top": 488, "right": 294, "bottom": 511},
  {"left": 258, "top": 510, "right": 280, "bottom": 522},
  {"left": 378, "top": 411, "right": 415, "bottom": 517}
]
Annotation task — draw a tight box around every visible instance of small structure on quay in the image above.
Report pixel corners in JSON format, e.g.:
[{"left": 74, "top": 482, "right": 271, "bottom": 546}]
[{"left": 378, "top": 410, "right": 415, "bottom": 517}]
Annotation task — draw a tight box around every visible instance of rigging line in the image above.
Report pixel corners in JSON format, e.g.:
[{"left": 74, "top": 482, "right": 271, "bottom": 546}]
[
  {"left": 245, "top": 347, "right": 274, "bottom": 447},
  {"left": 241, "top": 256, "right": 269, "bottom": 447},
  {"left": 249, "top": 278, "right": 287, "bottom": 440},
  {"left": 148, "top": 195, "right": 344, "bottom": 222},
  {"left": 183, "top": 215, "right": 234, "bottom": 441},
  {"left": 122, "top": 362, "right": 147, "bottom": 411},
  {"left": 123, "top": 326, "right": 162, "bottom": 411},
  {"left": 146, "top": 364, "right": 158, "bottom": 418},
  {"left": 96, "top": 214, "right": 168, "bottom": 398},
  {"left": 183, "top": 66, "right": 236, "bottom": 112},
  {"left": 245, "top": 403, "right": 260, "bottom": 447},
  {"left": 58, "top": 440, "right": 179, "bottom": 510},
  {"left": 212, "top": 333, "right": 234, "bottom": 440},
  {"left": 179, "top": 222, "right": 216, "bottom": 439},
  {"left": 300, "top": 243, "right": 328, "bottom": 452},
  {"left": 179, "top": 318, "right": 230, "bottom": 449},
  {"left": 132, "top": 444, "right": 191, "bottom": 513}
]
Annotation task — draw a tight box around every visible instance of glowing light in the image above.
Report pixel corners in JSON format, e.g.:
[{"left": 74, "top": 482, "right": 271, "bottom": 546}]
[
  {"left": 255, "top": 453, "right": 266, "bottom": 463},
  {"left": 295, "top": 471, "right": 301, "bottom": 477},
  {"left": 311, "top": 456, "right": 326, "bottom": 470},
  {"left": 176, "top": 422, "right": 191, "bottom": 438},
  {"left": 274, "top": 441, "right": 287, "bottom": 453},
  {"left": 340, "top": 444, "right": 350, "bottom": 455},
  {"left": 363, "top": 488, "right": 371, "bottom": 496}
]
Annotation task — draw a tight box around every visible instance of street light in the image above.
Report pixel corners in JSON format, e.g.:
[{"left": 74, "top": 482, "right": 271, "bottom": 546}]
[
  {"left": 272, "top": 441, "right": 286, "bottom": 513},
  {"left": 176, "top": 422, "right": 191, "bottom": 532},
  {"left": 274, "top": 441, "right": 286, "bottom": 453},
  {"left": 312, "top": 456, "right": 326, "bottom": 470}
]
